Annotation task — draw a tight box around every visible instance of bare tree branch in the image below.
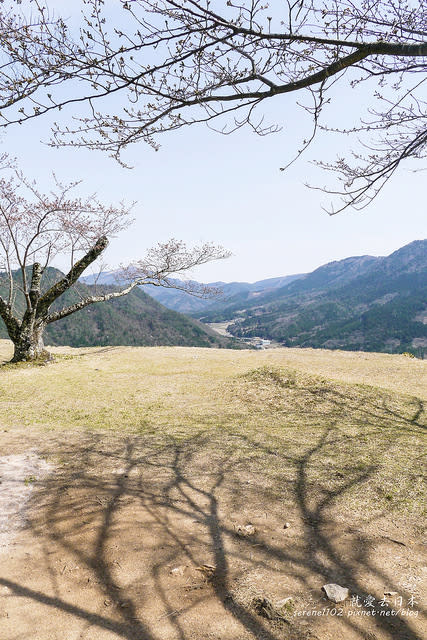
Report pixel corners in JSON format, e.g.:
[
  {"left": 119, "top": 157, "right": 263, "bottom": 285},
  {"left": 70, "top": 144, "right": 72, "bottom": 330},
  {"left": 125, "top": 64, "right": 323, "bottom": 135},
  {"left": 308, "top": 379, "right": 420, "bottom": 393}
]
[
  {"left": 0, "top": 1, "right": 425, "bottom": 211},
  {"left": 45, "top": 279, "right": 140, "bottom": 324}
]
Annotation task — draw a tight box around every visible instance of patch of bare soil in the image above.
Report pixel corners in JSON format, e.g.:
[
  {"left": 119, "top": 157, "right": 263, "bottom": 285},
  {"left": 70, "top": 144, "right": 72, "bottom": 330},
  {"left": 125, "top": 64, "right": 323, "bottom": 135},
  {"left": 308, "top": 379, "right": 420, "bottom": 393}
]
[
  {"left": 0, "top": 430, "right": 425, "bottom": 640},
  {"left": 0, "top": 452, "right": 51, "bottom": 552}
]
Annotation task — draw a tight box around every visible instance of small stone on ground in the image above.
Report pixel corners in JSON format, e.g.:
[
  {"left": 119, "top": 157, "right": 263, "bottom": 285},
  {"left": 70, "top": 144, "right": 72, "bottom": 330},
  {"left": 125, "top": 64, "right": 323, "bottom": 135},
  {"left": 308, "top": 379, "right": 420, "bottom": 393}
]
[{"left": 322, "top": 583, "right": 350, "bottom": 603}]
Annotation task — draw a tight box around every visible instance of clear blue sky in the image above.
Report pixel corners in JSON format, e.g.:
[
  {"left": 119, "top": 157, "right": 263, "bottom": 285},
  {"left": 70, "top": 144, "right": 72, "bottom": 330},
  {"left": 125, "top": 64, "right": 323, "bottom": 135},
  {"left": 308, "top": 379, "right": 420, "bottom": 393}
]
[{"left": 3, "top": 2, "right": 426, "bottom": 283}]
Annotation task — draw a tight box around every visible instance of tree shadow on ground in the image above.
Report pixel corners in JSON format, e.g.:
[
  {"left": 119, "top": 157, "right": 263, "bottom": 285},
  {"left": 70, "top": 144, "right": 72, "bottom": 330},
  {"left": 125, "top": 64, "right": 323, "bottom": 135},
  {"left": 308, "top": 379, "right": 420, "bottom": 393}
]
[{"left": 0, "top": 375, "right": 425, "bottom": 640}]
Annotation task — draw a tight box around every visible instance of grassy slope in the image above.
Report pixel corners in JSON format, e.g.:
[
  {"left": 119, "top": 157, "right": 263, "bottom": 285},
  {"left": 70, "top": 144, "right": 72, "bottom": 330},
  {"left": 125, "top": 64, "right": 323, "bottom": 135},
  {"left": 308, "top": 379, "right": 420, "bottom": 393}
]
[{"left": 1, "top": 339, "right": 425, "bottom": 523}]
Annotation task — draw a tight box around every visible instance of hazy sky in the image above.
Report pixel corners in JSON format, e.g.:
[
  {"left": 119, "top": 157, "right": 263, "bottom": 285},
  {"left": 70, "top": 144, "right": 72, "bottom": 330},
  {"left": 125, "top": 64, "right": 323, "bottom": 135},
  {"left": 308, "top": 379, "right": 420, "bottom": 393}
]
[{"left": 2, "top": 2, "right": 426, "bottom": 283}]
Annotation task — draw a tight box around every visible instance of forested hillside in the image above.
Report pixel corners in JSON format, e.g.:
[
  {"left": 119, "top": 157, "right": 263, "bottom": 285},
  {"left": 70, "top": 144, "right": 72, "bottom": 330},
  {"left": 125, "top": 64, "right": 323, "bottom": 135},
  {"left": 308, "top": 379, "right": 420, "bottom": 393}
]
[
  {"left": 205, "top": 240, "right": 427, "bottom": 357},
  {"left": 0, "top": 268, "right": 233, "bottom": 349},
  {"left": 4, "top": 240, "right": 424, "bottom": 355}
]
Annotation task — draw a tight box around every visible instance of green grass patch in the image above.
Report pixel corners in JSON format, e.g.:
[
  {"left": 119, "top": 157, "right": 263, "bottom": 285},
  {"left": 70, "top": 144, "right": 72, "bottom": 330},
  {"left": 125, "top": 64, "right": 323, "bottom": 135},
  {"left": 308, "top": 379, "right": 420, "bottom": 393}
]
[{"left": 0, "top": 341, "right": 424, "bottom": 528}]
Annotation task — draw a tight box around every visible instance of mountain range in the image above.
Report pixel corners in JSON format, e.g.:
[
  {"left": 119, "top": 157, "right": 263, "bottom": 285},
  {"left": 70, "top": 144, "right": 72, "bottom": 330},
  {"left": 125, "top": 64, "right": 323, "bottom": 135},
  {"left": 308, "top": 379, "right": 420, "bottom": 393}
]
[
  {"left": 1, "top": 240, "right": 424, "bottom": 356},
  {"left": 84, "top": 239, "right": 427, "bottom": 357},
  {"left": 202, "top": 240, "right": 427, "bottom": 357},
  {"left": 81, "top": 272, "right": 304, "bottom": 314}
]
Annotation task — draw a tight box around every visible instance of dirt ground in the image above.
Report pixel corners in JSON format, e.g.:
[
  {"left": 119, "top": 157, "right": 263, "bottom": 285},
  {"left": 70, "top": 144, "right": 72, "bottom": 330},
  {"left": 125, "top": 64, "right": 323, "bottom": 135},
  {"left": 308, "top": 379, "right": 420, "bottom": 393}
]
[{"left": 0, "top": 425, "right": 425, "bottom": 640}]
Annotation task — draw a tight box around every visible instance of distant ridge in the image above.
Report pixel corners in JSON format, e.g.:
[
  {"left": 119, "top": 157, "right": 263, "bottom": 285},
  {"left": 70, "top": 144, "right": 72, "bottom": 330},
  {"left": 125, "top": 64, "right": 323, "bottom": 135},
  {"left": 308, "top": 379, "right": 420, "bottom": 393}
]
[
  {"left": 204, "top": 240, "right": 426, "bottom": 357},
  {"left": 81, "top": 272, "right": 305, "bottom": 314},
  {"left": 80, "top": 239, "right": 427, "bottom": 356}
]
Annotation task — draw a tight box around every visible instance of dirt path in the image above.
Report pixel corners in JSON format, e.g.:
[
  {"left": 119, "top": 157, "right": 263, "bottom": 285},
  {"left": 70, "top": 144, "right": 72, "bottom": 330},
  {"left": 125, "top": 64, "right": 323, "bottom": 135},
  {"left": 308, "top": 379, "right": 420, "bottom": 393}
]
[{"left": 0, "top": 430, "right": 425, "bottom": 640}]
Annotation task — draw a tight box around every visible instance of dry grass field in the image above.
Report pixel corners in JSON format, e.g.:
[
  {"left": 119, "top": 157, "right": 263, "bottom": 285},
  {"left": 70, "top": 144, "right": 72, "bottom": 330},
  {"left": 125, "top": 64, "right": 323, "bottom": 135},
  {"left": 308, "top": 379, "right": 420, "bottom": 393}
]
[{"left": 0, "top": 339, "right": 425, "bottom": 640}]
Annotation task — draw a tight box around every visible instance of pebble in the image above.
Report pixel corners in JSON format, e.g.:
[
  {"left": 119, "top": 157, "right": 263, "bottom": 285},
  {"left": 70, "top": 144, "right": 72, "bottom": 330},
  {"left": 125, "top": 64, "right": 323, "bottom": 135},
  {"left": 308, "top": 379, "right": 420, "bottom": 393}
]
[{"left": 322, "top": 583, "right": 350, "bottom": 603}]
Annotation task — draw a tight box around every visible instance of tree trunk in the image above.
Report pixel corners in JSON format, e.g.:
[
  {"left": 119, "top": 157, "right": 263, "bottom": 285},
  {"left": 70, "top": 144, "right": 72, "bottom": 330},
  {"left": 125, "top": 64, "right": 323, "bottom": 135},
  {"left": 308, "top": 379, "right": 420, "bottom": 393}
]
[{"left": 11, "top": 323, "right": 51, "bottom": 363}]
